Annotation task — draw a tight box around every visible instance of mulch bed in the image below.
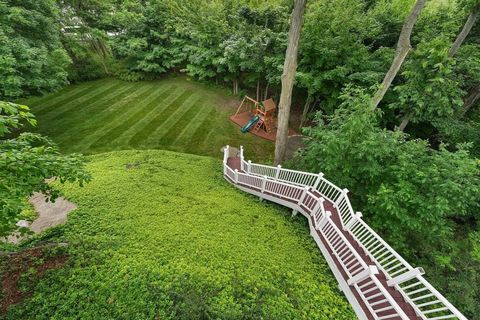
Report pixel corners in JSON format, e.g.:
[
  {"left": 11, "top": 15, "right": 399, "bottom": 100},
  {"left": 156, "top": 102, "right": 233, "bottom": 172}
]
[{"left": 0, "top": 246, "right": 68, "bottom": 315}]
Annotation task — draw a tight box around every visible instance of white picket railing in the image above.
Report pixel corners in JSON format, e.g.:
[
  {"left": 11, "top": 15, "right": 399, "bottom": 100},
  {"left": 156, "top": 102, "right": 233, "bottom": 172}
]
[{"left": 223, "top": 146, "right": 468, "bottom": 320}]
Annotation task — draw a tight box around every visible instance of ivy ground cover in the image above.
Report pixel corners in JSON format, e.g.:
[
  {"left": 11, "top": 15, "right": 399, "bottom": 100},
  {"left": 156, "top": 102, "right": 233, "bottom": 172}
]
[
  {"left": 4, "top": 150, "right": 354, "bottom": 319},
  {"left": 20, "top": 76, "right": 274, "bottom": 161}
]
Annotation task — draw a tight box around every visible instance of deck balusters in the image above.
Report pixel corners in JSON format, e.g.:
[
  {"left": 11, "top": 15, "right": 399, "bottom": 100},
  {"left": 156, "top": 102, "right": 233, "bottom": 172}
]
[{"left": 222, "top": 146, "right": 469, "bottom": 320}]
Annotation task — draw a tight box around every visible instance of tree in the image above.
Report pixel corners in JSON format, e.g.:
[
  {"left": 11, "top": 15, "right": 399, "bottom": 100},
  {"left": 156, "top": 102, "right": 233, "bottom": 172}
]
[
  {"left": 397, "top": 1, "right": 480, "bottom": 131},
  {"left": 393, "top": 38, "right": 465, "bottom": 131},
  {"left": 371, "top": 0, "right": 426, "bottom": 111},
  {"left": 455, "top": 1, "right": 480, "bottom": 117},
  {"left": 274, "top": 0, "right": 307, "bottom": 165},
  {"left": 0, "top": 0, "right": 71, "bottom": 99},
  {"left": 449, "top": 1, "right": 480, "bottom": 57},
  {"left": 0, "top": 101, "right": 90, "bottom": 237}
]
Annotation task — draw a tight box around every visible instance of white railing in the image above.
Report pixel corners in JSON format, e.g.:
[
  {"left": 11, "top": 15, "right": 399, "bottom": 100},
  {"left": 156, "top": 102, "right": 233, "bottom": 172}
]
[
  {"left": 237, "top": 145, "right": 356, "bottom": 227},
  {"left": 223, "top": 146, "right": 468, "bottom": 320},
  {"left": 394, "top": 274, "right": 467, "bottom": 320},
  {"left": 317, "top": 214, "right": 409, "bottom": 319}
]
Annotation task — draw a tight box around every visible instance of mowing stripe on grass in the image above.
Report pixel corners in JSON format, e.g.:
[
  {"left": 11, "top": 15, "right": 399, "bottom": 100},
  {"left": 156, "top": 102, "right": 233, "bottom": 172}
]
[
  {"left": 47, "top": 82, "right": 130, "bottom": 123},
  {"left": 187, "top": 108, "right": 217, "bottom": 155},
  {"left": 31, "top": 79, "right": 110, "bottom": 114},
  {"left": 154, "top": 96, "right": 207, "bottom": 147},
  {"left": 87, "top": 84, "right": 173, "bottom": 148},
  {"left": 19, "top": 81, "right": 97, "bottom": 107},
  {"left": 51, "top": 83, "right": 144, "bottom": 142},
  {"left": 112, "top": 86, "right": 187, "bottom": 146},
  {"left": 39, "top": 81, "right": 125, "bottom": 122},
  {"left": 147, "top": 93, "right": 203, "bottom": 145},
  {"left": 170, "top": 101, "right": 212, "bottom": 147},
  {"left": 128, "top": 89, "right": 194, "bottom": 147}
]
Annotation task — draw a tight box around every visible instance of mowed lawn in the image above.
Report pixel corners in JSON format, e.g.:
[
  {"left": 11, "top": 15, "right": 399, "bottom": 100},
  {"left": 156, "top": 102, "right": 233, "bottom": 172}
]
[{"left": 21, "top": 76, "right": 274, "bottom": 160}]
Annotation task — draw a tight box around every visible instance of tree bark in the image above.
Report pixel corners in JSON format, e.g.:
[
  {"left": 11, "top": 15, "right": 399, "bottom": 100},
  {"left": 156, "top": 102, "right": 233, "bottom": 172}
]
[
  {"left": 274, "top": 0, "right": 307, "bottom": 165},
  {"left": 449, "top": 3, "right": 480, "bottom": 57},
  {"left": 264, "top": 82, "right": 269, "bottom": 100},
  {"left": 256, "top": 79, "right": 260, "bottom": 101},
  {"left": 371, "top": 0, "right": 426, "bottom": 111},
  {"left": 461, "top": 83, "right": 480, "bottom": 118},
  {"left": 299, "top": 95, "right": 313, "bottom": 129},
  {"left": 397, "top": 112, "right": 414, "bottom": 131}
]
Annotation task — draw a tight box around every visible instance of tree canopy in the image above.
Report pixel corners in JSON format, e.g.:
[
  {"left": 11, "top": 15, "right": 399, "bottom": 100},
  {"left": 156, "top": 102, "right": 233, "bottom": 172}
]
[{"left": 1, "top": 0, "right": 480, "bottom": 317}]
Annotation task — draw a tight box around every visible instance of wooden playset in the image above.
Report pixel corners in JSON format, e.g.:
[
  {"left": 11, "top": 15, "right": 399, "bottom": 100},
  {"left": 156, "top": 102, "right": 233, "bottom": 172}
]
[
  {"left": 234, "top": 96, "right": 277, "bottom": 133},
  {"left": 229, "top": 95, "right": 297, "bottom": 141}
]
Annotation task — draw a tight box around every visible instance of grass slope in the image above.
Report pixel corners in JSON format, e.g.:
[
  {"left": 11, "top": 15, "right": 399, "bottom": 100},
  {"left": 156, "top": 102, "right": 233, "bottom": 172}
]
[
  {"left": 5, "top": 150, "right": 354, "bottom": 319},
  {"left": 20, "top": 77, "right": 274, "bottom": 161}
]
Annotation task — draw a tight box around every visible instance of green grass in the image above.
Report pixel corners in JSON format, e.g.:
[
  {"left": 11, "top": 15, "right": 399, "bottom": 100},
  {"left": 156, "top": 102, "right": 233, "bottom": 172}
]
[
  {"left": 5, "top": 150, "right": 355, "bottom": 319},
  {"left": 21, "top": 76, "right": 274, "bottom": 161}
]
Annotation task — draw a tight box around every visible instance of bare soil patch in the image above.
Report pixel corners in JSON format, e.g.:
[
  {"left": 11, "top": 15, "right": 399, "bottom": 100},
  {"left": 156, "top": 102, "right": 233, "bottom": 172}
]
[{"left": 0, "top": 246, "right": 68, "bottom": 315}]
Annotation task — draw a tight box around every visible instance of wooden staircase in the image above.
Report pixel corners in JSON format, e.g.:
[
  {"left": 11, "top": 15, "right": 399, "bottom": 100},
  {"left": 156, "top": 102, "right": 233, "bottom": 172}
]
[{"left": 222, "top": 146, "right": 468, "bottom": 320}]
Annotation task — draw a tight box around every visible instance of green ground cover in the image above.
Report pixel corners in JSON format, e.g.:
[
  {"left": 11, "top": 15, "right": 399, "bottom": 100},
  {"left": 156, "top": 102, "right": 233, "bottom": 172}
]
[
  {"left": 4, "top": 150, "right": 355, "bottom": 319},
  {"left": 20, "top": 76, "right": 274, "bottom": 161}
]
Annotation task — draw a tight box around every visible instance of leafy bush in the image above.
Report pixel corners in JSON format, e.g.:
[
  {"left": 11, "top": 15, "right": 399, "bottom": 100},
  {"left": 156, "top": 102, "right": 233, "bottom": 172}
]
[
  {"left": 0, "top": 101, "right": 90, "bottom": 237},
  {"left": 4, "top": 150, "right": 355, "bottom": 319},
  {"left": 295, "top": 86, "right": 480, "bottom": 318}
]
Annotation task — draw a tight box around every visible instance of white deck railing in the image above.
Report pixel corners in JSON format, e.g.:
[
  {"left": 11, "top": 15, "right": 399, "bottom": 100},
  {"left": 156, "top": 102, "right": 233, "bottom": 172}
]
[{"left": 223, "top": 146, "right": 468, "bottom": 320}]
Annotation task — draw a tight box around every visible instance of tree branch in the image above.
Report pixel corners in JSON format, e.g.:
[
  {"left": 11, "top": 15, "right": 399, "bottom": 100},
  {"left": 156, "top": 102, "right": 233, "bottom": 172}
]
[
  {"left": 461, "top": 83, "right": 480, "bottom": 118},
  {"left": 449, "top": 3, "right": 480, "bottom": 57},
  {"left": 371, "top": 0, "right": 426, "bottom": 111}
]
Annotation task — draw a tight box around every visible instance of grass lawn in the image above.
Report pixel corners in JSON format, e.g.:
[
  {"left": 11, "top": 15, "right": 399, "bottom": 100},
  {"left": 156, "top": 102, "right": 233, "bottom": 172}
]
[
  {"left": 3, "top": 150, "right": 354, "bottom": 319},
  {"left": 20, "top": 76, "right": 274, "bottom": 161}
]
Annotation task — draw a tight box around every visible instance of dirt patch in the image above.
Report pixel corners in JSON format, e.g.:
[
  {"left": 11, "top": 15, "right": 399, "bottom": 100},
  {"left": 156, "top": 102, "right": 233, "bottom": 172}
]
[
  {"left": 28, "top": 193, "right": 76, "bottom": 233},
  {"left": 4, "top": 193, "right": 77, "bottom": 244},
  {"left": 0, "top": 246, "right": 68, "bottom": 315},
  {"left": 285, "top": 135, "right": 305, "bottom": 161}
]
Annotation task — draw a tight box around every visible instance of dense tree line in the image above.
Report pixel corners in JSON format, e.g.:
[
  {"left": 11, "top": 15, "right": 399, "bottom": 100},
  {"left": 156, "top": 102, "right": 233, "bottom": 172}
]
[{"left": 1, "top": 0, "right": 480, "bottom": 317}]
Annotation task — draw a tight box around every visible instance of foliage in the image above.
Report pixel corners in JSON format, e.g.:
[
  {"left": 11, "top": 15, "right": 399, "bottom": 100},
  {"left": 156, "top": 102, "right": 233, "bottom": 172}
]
[
  {"left": 297, "top": 0, "right": 383, "bottom": 114},
  {"left": 390, "top": 37, "right": 465, "bottom": 126},
  {"left": 0, "top": 101, "right": 90, "bottom": 237},
  {"left": 295, "top": 87, "right": 480, "bottom": 317},
  {"left": 0, "top": 0, "right": 71, "bottom": 99},
  {"left": 3, "top": 150, "right": 355, "bottom": 319}
]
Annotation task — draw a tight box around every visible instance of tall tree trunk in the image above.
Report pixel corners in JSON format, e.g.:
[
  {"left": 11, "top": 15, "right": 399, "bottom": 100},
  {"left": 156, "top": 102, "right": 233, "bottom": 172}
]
[
  {"left": 449, "top": 3, "right": 480, "bottom": 57},
  {"left": 453, "top": 4, "right": 480, "bottom": 118},
  {"left": 299, "top": 95, "right": 313, "bottom": 129},
  {"left": 371, "top": 0, "right": 426, "bottom": 111},
  {"left": 461, "top": 83, "right": 480, "bottom": 118},
  {"left": 264, "top": 82, "right": 269, "bottom": 100},
  {"left": 256, "top": 79, "right": 260, "bottom": 101},
  {"left": 274, "top": 0, "right": 307, "bottom": 165}
]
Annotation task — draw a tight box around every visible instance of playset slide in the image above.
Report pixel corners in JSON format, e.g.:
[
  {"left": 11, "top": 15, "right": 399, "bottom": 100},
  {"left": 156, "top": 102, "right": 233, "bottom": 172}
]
[{"left": 240, "top": 115, "right": 260, "bottom": 133}]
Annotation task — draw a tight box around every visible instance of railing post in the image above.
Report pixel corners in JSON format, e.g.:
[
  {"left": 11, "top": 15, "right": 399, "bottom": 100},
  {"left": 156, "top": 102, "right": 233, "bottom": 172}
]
[
  {"left": 275, "top": 165, "right": 282, "bottom": 180},
  {"left": 347, "top": 265, "right": 379, "bottom": 285},
  {"left": 334, "top": 188, "right": 349, "bottom": 208},
  {"left": 223, "top": 145, "right": 230, "bottom": 164},
  {"left": 318, "top": 210, "right": 332, "bottom": 229},
  {"left": 234, "top": 169, "right": 239, "bottom": 183},
  {"left": 344, "top": 211, "right": 362, "bottom": 230},
  {"left": 298, "top": 186, "right": 310, "bottom": 205},
  {"left": 261, "top": 175, "right": 267, "bottom": 192},
  {"left": 239, "top": 146, "right": 244, "bottom": 171},
  {"left": 311, "top": 197, "right": 325, "bottom": 218},
  {"left": 223, "top": 145, "right": 229, "bottom": 175},
  {"left": 247, "top": 160, "right": 252, "bottom": 173},
  {"left": 312, "top": 172, "right": 324, "bottom": 189}
]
